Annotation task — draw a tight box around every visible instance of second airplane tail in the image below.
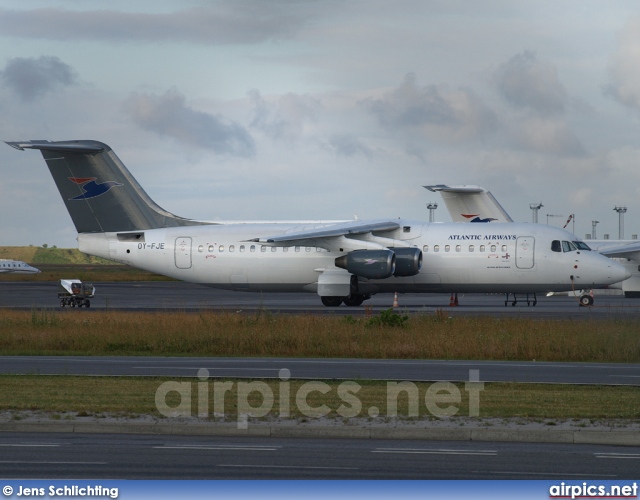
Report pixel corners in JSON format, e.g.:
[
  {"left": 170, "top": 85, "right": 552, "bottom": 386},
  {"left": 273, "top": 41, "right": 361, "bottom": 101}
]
[{"left": 6, "top": 140, "right": 199, "bottom": 233}]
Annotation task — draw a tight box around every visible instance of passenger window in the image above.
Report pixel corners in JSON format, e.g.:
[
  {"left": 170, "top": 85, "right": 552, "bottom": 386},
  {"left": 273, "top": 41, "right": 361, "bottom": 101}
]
[
  {"left": 423, "top": 245, "right": 428, "bottom": 252},
  {"left": 229, "top": 245, "right": 235, "bottom": 252},
  {"left": 250, "top": 245, "right": 255, "bottom": 252},
  {"left": 271, "top": 247, "right": 277, "bottom": 252},
  {"left": 208, "top": 245, "right": 214, "bottom": 253},
  {"left": 295, "top": 247, "right": 300, "bottom": 252},
  {"left": 240, "top": 245, "right": 245, "bottom": 252},
  {"left": 491, "top": 245, "right": 496, "bottom": 252},
  {"left": 501, "top": 245, "right": 507, "bottom": 252},
  {"left": 434, "top": 245, "right": 439, "bottom": 252},
  {"left": 456, "top": 245, "right": 461, "bottom": 252},
  {"left": 445, "top": 245, "right": 450, "bottom": 252},
  {"left": 480, "top": 245, "right": 485, "bottom": 252},
  {"left": 469, "top": 245, "right": 474, "bottom": 252},
  {"left": 198, "top": 245, "right": 204, "bottom": 253},
  {"left": 219, "top": 245, "right": 224, "bottom": 252},
  {"left": 261, "top": 246, "right": 266, "bottom": 253},
  {"left": 551, "top": 240, "right": 561, "bottom": 252},
  {"left": 283, "top": 247, "right": 288, "bottom": 253},
  {"left": 306, "top": 247, "right": 311, "bottom": 252}
]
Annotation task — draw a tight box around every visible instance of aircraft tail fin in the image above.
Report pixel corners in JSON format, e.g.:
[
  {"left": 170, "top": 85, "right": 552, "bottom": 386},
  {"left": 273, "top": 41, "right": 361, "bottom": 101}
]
[
  {"left": 424, "top": 184, "right": 513, "bottom": 223},
  {"left": 6, "top": 140, "right": 200, "bottom": 233}
]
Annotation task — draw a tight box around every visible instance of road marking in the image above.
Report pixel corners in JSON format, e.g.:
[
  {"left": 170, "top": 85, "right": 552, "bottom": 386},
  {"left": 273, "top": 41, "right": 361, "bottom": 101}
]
[
  {"left": 0, "top": 444, "right": 60, "bottom": 447},
  {"left": 217, "top": 464, "right": 359, "bottom": 470},
  {"left": 374, "top": 448, "right": 496, "bottom": 456},
  {"left": 595, "top": 453, "right": 640, "bottom": 459},
  {"left": 153, "top": 446, "right": 279, "bottom": 451},
  {"left": 478, "top": 471, "right": 618, "bottom": 477},
  {"left": 0, "top": 461, "right": 106, "bottom": 465}
]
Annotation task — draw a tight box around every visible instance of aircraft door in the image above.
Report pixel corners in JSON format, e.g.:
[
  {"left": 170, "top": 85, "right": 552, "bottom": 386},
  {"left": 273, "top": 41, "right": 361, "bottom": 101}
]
[
  {"left": 516, "top": 236, "right": 535, "bottom": 269},
  {"left": 175, "top": 237, "right": 192, "bottom": 269}
]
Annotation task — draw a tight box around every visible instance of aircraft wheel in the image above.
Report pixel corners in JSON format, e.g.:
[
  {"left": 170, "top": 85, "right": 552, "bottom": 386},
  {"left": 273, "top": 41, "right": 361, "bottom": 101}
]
[
  {"left": 321, "top": 296, "right": 343, "bottom": 307},
  {"left": 343, "top": 295, "right": 364, "bottom": 307},
  {"left": 579, "top": 295, "right": 593, "bottom": 307},
  {"left": 60, "top": 300, "right": 65, "bottom": 308},
  {"left": 85, "top": 300, "right": 90, "bottom": 308}
]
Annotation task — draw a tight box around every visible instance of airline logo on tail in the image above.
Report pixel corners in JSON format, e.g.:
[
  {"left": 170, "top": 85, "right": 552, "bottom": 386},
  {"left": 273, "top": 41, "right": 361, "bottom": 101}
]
[
  {"left": 461, "top": 214, "right": 498, "bottom": 223},
  {"left": 68, "top": 177, "right": 123, "bottom": 200}
]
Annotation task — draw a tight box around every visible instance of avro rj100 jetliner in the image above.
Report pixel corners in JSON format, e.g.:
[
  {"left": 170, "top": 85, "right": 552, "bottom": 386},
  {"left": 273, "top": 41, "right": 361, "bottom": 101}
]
[{"left": 6, "top": 140, "right": 629, "bottom": 306}]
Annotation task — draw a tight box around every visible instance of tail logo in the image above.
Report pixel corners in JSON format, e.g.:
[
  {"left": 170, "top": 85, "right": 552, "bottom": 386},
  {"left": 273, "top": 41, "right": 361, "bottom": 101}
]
[
  {"left": 461, "top": 213, "right": 498, "bottom": 223},
  {"left": 68, "top": 177, "right": 123, "bottom": 200}
]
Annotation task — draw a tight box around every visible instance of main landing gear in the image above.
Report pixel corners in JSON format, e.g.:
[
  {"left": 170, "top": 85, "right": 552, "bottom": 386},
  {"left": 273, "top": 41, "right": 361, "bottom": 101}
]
[
  {"left": 579, "top": 294, "right": 594, "bottom": 307},
  {"left": 321, "top": 294, "right": 370, "bottom": 307},
  {"left": 504, "top": 292, "right": 537, "bottom": 307}
]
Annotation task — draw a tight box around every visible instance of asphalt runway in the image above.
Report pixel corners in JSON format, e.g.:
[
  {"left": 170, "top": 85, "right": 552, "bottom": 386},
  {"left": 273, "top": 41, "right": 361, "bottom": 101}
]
[
  {"left": 0, "top": 432, "right": 638, "bottom": 479},
  {"left": 2, "top": 281, "right": 640, "bottom": 318},
  {"left": 1, "top": 356, "right": 639, "bottom": 385},
  {"left": 1, "top": 281, "right": 639, "bottom": 385}
]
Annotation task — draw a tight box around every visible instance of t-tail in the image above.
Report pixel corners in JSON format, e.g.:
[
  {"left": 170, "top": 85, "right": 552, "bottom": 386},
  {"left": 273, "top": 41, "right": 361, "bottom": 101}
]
[{"left": 5, "top": 140, "right": 199, "bottom": 233}]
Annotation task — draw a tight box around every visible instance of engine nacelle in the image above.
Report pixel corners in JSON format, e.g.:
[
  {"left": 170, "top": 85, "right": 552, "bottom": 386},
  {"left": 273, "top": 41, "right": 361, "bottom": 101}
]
[
  {"left": 335, "top": 249, "right": 396, "bottom": 279},
  {"left": 391, "top": 247, "right": 422, "bottom": 277}
]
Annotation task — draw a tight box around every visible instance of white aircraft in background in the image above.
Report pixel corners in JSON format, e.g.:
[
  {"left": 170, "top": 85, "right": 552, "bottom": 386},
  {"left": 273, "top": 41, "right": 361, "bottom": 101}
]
[
  {"left": 0, "top": 259, "right": 40, "bottom": 274},
  {"left": 5, "top": 140, "right": 629, "bottom": 307},
  {"left": 425, "top": 184, "right": 640, "bottom": 302}
]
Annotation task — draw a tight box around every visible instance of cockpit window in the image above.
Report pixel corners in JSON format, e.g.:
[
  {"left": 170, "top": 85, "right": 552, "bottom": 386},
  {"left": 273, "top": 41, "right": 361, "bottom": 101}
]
[
  {"left": 551, "top": 240, "right": 561, "bottom": 252},
  {"left": 562, "top": 240, "right": 577, "bottom": 252},
  {"left": 573, "top": 241, "right": 591, "bottom": 251}
]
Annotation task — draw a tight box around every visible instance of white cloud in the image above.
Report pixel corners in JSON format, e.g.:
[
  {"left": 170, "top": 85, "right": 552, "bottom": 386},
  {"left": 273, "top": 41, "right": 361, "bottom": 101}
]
[
  {"left": 493, "top": 51, "right": 568, "bottom": 116},
  {"left": 605, "top": 17, "right": 640, "bottom": 113},
  {"left": 1, "top": 55, "right": 77, "bottom": 101},
  {"left": 126, "top": 89, "right": 255, "bottom": 156},
  {"left": 362, "top": 73, "right": 497, "bottom": 144}
]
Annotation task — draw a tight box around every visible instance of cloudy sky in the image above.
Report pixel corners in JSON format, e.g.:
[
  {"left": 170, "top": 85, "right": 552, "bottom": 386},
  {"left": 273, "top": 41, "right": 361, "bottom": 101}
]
[{"left": 2, "top": 0, "right": 640, "bottom": 247}]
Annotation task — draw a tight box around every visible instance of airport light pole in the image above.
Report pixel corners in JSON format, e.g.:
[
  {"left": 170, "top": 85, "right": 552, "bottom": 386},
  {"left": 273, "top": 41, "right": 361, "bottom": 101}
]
[
  {"left": 613, "top": 206, "right": 627, "bottom": 239},
  {"left": 426, "top": 202, "right": 438, "bottom": 223},
  {"left": 530, "top": 203, "right": 543, "bottom": 223},
  {"left": 546, "top": 214, "right": 562, "bottom": 226},
  {"left": 591, "top": 220, "right": 599, "bottom": 239}
]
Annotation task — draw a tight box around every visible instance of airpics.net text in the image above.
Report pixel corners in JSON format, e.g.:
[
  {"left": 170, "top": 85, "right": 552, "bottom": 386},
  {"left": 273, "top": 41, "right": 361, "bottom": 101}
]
[{"left": 155, "top": 369, "right": 484, "bottom": 429}]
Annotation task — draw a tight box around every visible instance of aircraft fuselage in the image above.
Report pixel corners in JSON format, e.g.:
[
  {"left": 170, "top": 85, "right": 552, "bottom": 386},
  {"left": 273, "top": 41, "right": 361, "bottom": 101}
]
[{"left": 79, "top": 220, "right": 624, "bottom": 295}]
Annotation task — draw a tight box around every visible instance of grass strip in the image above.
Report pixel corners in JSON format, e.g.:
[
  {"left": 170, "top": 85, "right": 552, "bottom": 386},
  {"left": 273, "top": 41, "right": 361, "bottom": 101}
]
[
  {"left": 0, "top": 375, "right": 638, "bottom": 421},
  {"left": 0, "top": 310, "right": 638, "bottom": 363}
]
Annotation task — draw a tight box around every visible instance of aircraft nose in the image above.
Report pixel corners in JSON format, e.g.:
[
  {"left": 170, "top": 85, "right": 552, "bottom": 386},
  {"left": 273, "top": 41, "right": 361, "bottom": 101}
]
[{"left": 609, "top": 260, "right": 631, "bottom": 283}]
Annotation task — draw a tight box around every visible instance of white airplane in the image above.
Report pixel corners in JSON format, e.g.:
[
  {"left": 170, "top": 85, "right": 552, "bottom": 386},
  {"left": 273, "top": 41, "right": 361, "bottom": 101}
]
[
  {"left": 0, "top": 259, "right": 40, "bottom": 274},
  {"left": 5, "top": 140, "right": 629, "bottom": 307},
  {"left": 425, "top": 184, "right": 640, "bottom": 301}
]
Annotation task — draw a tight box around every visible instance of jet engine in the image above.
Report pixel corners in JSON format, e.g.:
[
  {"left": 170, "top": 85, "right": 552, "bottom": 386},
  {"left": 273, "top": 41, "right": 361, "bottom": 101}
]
[
  {"left": 391, "top": 247, "right": 422, "bottom": 277},
  {"left": 334, "top": 249, "right": 396, "bottom": 279}
]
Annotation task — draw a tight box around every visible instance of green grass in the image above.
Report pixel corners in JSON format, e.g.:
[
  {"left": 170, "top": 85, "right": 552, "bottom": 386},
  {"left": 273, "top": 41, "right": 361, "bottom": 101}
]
[
  {"left": 0, "top": 309, "right": 638, "bottom": 362},
  {"left": 0, "top": 375, "right": 637, "bottom": 420},
  {"left": 0, "top": 246, "right": 172, "bottom": 282}
]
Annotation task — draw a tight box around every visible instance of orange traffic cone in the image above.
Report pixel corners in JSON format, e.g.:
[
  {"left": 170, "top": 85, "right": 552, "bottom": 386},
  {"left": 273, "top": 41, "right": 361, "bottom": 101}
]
[
  {"left": 449, "top": 293, "right": 457, "bottom": 307},
  {"left": 393, "top": 292, "right": 399, "bottom": 308}
]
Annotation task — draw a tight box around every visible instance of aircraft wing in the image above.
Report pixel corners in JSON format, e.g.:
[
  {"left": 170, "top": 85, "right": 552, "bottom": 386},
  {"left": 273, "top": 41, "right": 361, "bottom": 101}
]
[
  {"left": 424, "top": 184, "right": 513, "bottom": 223},
  {"left": 596, "top": 241, "right": 640, "bottom": 261},
  {"left": 252, "top": 220, "right": 400, "bottom": 250}
]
